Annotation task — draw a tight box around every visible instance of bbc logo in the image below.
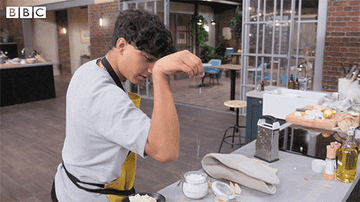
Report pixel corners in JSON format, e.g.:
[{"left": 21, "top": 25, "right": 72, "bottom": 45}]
[{"left": 6, "top": 7, "right": 46, "bottom": 18}]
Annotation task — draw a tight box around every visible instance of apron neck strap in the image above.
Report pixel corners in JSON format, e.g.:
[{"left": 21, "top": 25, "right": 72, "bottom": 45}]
[{"left": 101, "top": 56, "right": 124, "bottom": 91}]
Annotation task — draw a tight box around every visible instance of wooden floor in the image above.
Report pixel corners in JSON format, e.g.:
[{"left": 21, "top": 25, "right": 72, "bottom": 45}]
[{"left": 0, "top": 74, "right": 246, "bottom": 201}]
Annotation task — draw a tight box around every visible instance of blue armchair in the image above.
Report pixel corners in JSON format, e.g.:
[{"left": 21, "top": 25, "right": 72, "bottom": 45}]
[
  {"left": 202, "top": 59, "right": 221, "bottom": 85},
  {"left": 252, "top": 63, "right": 270, "bottom": 80}
]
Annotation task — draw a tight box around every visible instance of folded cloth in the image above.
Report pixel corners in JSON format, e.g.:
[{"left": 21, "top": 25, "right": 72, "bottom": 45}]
[{"left": 201, "top": 153, "right": 279, "bottom": 195}]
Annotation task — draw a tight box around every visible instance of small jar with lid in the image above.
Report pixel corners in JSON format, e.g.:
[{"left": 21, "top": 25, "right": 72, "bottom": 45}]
[{"left": 182, "top": 170, "right": 209, "bottom": 199}]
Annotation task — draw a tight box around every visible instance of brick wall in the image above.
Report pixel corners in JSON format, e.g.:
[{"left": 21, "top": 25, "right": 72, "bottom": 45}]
[
  {"left": 89, "top": 1, "right": 119, "bottom": 59},
  {"left": 323, "top": 0, "right": 360, "bottom": 92},
  {"left": 217, "top": 8, "right": 238, "bottom": 51},
  {"left": 0, "top": 18, "right": 24, "bottom": 58},
  {"left": 56, "top": 10, "right": 71, "bottom": 75}
]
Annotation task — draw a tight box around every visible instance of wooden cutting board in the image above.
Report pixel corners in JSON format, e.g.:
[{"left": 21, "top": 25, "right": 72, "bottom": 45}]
[
  {"left": 285, "top": 112, "right": 337, "bottom": 130},
  {"left": 0, "top": 62, "right": 21, "bottom": 67},
  {"left": 286, "top": 106, "right": 359, "bottom": 131}
]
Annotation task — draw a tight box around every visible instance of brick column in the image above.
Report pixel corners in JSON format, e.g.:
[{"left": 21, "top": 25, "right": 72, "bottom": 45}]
[
  {"left": 323, "top": 0, "right": 360, "bottom": 92},
  {"left": 89, "top": 1, "right": 119, "bottom": 59},
  {"left": 56, "top": 10, "right": 71, "bottom": 75}
]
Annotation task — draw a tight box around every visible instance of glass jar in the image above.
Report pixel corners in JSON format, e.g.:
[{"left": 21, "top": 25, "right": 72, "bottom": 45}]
[{"left": 182, "top": 170, "right": 208, "bottom": 199}]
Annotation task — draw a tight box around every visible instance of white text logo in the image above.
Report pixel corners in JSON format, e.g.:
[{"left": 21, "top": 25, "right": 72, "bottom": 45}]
[{"left": 6, "top": 7, "right": 46, "bottom": 18}]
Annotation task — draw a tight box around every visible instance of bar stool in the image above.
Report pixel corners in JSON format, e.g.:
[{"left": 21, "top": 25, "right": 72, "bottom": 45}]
[{"left": 218, "top": 100, "right": 247, "bottom": 153}]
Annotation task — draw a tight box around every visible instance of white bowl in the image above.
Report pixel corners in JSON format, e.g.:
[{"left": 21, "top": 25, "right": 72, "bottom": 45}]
[{"left": 312, "top": 159, "right": 325, "bottom": 173}]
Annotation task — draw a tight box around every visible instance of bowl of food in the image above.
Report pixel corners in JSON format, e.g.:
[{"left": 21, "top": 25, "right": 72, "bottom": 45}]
[{"left": 122, "top": 192, "right": 165, "bottom": 202}]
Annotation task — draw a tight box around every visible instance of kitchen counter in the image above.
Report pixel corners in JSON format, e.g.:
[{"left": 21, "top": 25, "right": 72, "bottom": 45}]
[
  {"left": 0, "top": 62, "right": 56, "bottom": 106},
  {"left": 246, "top": 86, "right": 279, "bottom": 99},
  {"left": 0, "top": 62, "right": 52, "bottom": 69},
  {"left": 158, "top": 140, "right": 360, "bottom": 201},
  {"left": 245, "top": 87, "right": 279, "bottom": 143}
]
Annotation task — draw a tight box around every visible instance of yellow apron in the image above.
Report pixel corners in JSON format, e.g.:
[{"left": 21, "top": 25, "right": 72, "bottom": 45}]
[{"left": 105, "top": 92, "right": 141, "bottom": 201}]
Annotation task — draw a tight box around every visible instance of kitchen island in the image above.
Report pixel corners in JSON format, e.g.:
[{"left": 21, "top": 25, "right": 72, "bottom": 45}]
[
  {"left": 0, "top": 62, "right": 56, "bottom": 106},
  {"left": 245, "top": 86, "right": 278, "bottom": 143},
  {"left": 158, "top": 140, "right": 360, "bottom": 201}
]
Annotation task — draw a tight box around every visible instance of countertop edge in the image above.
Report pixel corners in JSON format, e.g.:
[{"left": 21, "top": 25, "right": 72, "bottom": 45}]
[{"left": 0, "top": 62, "right": 53, "bottom": 69}]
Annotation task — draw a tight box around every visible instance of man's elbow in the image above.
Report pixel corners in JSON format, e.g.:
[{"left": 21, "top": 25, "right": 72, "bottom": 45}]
[
  {"left": 158, "top": 152, "right": 179, "bottom": 163},
  {"left": 148, "top": 149, "right": 179, "bottom": 163},
  {"left": 145, "top": 139, "right": 179, "bottom": 163}
]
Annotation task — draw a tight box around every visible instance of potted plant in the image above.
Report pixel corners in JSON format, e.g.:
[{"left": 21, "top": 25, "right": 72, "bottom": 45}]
[
  {"left": 191, "top": 14, "right": 209, "bottom": 47},
  {"left": 230, "top": 12, "right": 242, "bottom": 38},
  {"left": 230, "top": 6, "right": 242, "bottom": 52}
]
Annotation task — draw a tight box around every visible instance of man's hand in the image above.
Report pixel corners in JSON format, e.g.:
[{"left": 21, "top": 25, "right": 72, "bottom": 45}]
[{"left": 152, "top": 50, "right": 204, "bottom": 78}]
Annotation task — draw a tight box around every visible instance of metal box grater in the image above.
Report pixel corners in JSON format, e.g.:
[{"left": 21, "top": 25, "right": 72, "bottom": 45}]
[{"left": 255, "top": 117, "right": 280, "bottom": 163}]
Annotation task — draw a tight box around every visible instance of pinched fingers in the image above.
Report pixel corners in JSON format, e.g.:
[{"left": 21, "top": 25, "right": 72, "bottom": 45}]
[
  {"left": 153, "top": 50, "right": 204, "bottom": 77},
  {"left": 180, "top": 51, "right": 204, "bottom": 78}
]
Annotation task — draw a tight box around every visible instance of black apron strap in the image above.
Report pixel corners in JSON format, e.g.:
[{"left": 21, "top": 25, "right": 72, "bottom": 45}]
[
  {"left": 100, "top": 56, "right": 133, "bottom": 158},
  {"left": 62, "top": 161, "right": 135, "bottom": 196},
  {"left": 101, "top": 56, "right": 125, "bottom": 91}
]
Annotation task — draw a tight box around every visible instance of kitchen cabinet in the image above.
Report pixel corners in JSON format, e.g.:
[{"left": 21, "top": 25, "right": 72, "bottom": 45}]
[
  {"left": 245, "top": 86, "right": 279, "bottom": 144},
  {"left": 0, "top": 63, "right": 56, "bottom": 106},
  {"left": 245, "top": 96, "right": 263, "bottom": 144},
  {"left": 245, "top": 88, "right": 351, "bottom": 160}
]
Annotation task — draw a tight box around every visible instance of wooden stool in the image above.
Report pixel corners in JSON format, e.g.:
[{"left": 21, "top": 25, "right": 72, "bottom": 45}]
[{"left": 218, "top": 100, "right": 247, "bottom": 153}]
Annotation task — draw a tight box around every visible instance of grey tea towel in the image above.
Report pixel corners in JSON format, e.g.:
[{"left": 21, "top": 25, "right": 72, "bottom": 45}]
[{"left": 201, "top": 153, "right": 280, "bottom": 194}]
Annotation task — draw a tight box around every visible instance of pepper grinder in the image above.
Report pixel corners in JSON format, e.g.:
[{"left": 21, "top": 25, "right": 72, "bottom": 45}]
[
  {"left": 331, "top": 142, "right": 342, "bottom": 170},
  {"left": 331, "top": 142, "right": 342, "bottom": 156},
  {"left": 323, "top": 145, "right": 336, "bottom": 180}
]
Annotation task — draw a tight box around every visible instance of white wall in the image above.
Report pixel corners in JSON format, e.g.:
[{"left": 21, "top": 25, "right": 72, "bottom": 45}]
[
  {"left": 7, "top": 0, "right": 68, "bottom": 6},
  {"left": 32, "top": 10, "right": 60, "bottom": 76},
  {"left": 68, "top": 7, "right": 89, "bottom": 74},
  {"left": 7, "top": 0, "right": 116, "bottom": 6},
  {"left": 198, "top": 6, "right": 215, "bottom": 48},
  {"left": 94, "top": 0, "right": 114, "bottom": 4}
]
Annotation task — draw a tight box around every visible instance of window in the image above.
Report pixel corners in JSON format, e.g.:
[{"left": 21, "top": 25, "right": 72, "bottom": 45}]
[{"left": 240, "top": 0, "right": 327, "bottom": 104}]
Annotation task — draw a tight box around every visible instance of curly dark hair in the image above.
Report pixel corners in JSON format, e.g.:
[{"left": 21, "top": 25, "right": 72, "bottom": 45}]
[{"left": 112, "top": 9, "right": 175, "bottom": 58}]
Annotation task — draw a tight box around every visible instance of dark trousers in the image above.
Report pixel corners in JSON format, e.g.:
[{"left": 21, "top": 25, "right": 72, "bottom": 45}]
[{"left": 51, "top": 180, "right": 59, "bottom": 202}]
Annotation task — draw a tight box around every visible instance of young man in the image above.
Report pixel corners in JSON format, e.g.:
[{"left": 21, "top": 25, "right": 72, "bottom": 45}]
[{"left": 52, "top": 9, "right": 203, "bottom": 201}]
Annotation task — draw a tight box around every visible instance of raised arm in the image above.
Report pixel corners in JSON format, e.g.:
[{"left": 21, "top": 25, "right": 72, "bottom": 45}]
[{"left": 145, "top": 50, "right": 204, "bottom": 163}]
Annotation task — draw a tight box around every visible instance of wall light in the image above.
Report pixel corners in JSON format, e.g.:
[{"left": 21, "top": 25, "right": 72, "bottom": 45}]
[
  {"left": 197, "top": 19, "right": 203, "bottom": 25},
  {"left": 61, "top": 27, "right": 67, "bottom": 34},
  {"left": 211, "top": 20, "right": 216, "bottom": 25},
  {"left": 99, "top": 17, "right": 103, "bottom": 26},
  {"left": 99, "top": 12, "right": 104, "bottom": 27}
]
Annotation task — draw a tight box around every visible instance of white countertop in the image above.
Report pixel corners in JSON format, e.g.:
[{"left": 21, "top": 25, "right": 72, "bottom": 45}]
[
  {"left": 246, "top": 86, "right": 279, "bottom": 99},
  {"left": 158, "top": 141, "right": 360, "bottom": 202},
  {"left": 0, "top": 62, "right": 53, "bottom": 69}
]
